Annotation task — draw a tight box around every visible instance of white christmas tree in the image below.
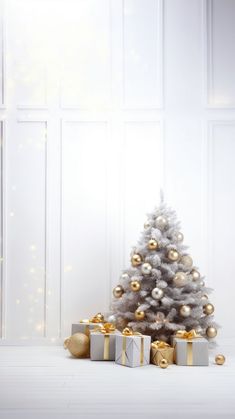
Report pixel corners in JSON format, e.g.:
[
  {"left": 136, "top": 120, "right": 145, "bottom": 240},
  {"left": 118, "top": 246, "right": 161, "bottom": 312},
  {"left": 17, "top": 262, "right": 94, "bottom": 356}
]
[{"left": 111, "top": 196, "right": 218, "bottom": 342}]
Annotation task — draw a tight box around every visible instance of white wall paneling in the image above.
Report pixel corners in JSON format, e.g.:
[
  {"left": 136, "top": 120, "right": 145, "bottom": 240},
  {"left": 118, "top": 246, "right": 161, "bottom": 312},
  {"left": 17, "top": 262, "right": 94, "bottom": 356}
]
[
  {"left": 0, "top": 0, "right": 235, "bottom": 342},
  {"left": 204, "top": 0, "right": 235, "bottom": 108}
]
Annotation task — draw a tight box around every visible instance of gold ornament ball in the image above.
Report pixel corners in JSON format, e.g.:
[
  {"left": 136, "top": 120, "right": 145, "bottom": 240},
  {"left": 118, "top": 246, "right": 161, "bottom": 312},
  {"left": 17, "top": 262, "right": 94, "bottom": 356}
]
[
  {"left": 131, "top": 254, "right": 142, "bottom": 267},
  {"left": 206, "top": 326, "right": 217, "bottom": 338},
  {"left": 215, "top": 354, "right": 225, "bottom": 365},
  {"left": 179, "top": 304, "right": 191, "bottom": 317},
  {"left": 167, "top": 249, "right": 180, "bottom": 262},
  {"left": 148, "top": 239, "right": 158, "bottom": 250},
  {"left": 64, "top": 333, "right": 89, "bottom": 358},
  {"left": 113, "top": 285, "right": 124, "bottom": 298},
  {"left": 173, "top": 271, "right": 188, "bottom": 287},
  {"left": 191, "top": 269, "right": 200, "bottom": 281},
  {"left": 175, "top": 232, "right": 184, "bottom": 242},
  {"left": 203, "top": 303, "right": 215, "bottom": 315},
  {"left": 141, "top": 262, "right": 152, "bottom": 275},
  {"left": 181, "top": 255, "right": 193, "bottom": 268},
  {"left": 159, "top": 358, "right": 168, "bottom": 369},
  {"left": 130, "top": 280, "right": 141, "bottom": 292},
  {"left": 155, "top": 215, "right": 168, "bottom": 230},
  {"left": 135, "top": 309, "right": 145, "bottom": 320}
]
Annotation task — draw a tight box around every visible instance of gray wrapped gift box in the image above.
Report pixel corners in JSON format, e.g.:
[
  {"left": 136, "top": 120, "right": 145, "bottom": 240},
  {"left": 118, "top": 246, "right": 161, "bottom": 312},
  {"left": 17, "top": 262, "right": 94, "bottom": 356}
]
[
  {"left": 173, "top": 337, "right": 209, "bottom": 366},
  {"left": 115, "top": 334, "right": 151, "bottom": 368},
  {"left": 71, "top": 322, "right": 103, "bottom": 336},
  {"left": 90, "top": 331, "right": 119, "bottom": 361}
]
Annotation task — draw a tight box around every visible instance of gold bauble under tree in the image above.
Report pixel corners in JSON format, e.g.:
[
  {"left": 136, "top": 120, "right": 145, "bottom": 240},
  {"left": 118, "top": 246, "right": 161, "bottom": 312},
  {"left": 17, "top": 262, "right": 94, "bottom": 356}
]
[
  {"left": 134, "top": 309, "right": 145, "bottom": 320},
  {"left": 159, "top": 358, "right": 168, "bottom": 369},
  {"left": 179, "top": 305, "right": 191, "bottom": 317},
  {"left": 180, "top": 255, "right": 193, "bottom": 268},
  {"left": 130, "top": 280, "right": 141, "bottom": 292},
  {"left": 167, "top": 249, "right": 180, "bottom": 261},
  {"left": 173, "top": 271, "right": 188, "bottom": 287},
  {"left": 113, "top": 285, "right": 124, "bottom": 298},
  {"left": 203, "top": 303, "right": 214, "bottom": 315},
  {"left": 191, "top": 269, "right": 200, "bottom": 281},
  {"left": 206, "top": 326, "right": 217, "bottom": 338},
  {"left": 148, "top": 239, "right": 158, "bottom": 250},
  {"left": 131, "top": 254, "right": 142, "bottom": 267},
  {"left": 215, "top": 354, "right": 225, "bottom": 365},
  {"left": 64, "top": 333, "right": 89, "bottom": 358}
]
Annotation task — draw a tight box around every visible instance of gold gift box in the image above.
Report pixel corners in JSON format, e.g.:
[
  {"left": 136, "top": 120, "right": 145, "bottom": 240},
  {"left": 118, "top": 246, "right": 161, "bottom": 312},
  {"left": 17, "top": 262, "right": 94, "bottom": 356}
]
[{"left": 151, "top": 341, "right": 174, "bottom": 366}]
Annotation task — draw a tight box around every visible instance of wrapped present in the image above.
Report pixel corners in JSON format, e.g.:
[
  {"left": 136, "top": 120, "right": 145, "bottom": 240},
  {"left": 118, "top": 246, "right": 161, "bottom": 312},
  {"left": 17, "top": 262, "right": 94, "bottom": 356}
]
[
  {"left": 173, "top": 329, "right": 209, "bottom": 366},
  {"left": 90, "top": 323, "right": 118, "bottom": 361},
  {"left": 115, "top": 328, "right": 151, "bottom": 368},
  {"left": 151, "top": 341, "right": 174, "bottom": 366},
  {"left": 71, "top": 313, "right": 104, "bottom": 336}
]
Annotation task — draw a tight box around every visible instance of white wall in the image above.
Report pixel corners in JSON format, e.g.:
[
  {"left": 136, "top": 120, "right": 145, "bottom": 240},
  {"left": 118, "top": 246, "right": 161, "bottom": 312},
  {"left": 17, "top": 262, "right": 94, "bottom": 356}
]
[{"left": 0, "top": 0, "right": 234, "bottom": 343}]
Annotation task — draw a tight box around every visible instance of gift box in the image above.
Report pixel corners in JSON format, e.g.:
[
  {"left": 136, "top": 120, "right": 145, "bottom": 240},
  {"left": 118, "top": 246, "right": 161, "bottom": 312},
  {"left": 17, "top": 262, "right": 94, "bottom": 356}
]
[
  {"left": 151, "top": 341, "right": 174, "bottom": 366},
  {"left": 115, "top": 328, "right": 151, "bottom": 368},
  {"left": 90, "top": 323, "right": 118, "bottom": 361},
  {"left": 172, "top": 329, "right": 209, "bottom": 366},
  {"left": 71, "top": 313, "right": 104, "bottom": 336}
]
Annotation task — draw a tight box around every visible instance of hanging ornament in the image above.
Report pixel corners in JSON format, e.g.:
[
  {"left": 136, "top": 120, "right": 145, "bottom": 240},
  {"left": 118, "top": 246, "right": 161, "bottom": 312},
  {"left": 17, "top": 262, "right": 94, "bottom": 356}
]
[
  {"left": 107, "top": 314, "right": 116, "bottom": 324},
  {"left": 195, "top": 325, "right": 203, "bottom": 335},
  {"left": 134, "top": 309, "right": 145, "bottom": 320},
  {"left": 155, "top": 215, "right": 168, "bottom": 230},
  {"left": 203, "top": 303, "right": 214, "bottom": 315},
  {"left": 159, "top": 358, "right": 168, "bottom": 369},
  {"left": 175, "top": 232, "right": 184, "bottom": 242},
  {"left": 141, "top": 262, "right": 152, "bottom": 275},
  {"left": 206, "top": 326, "right": 217, "bottom": 338},
  {"left": 167, "top": 249, "right": 180, "bottom": 262},
  {"left": 179, "top": 305, "right": 191, "bottom": 317},
  {"left": 64, "top": 333, "right": 89, "bottom": 358},
  {"left": 191, "top": 269, "right": 200, "bottom": 281},
  {"left": 215, "top": 354, "right": 225, "bottom": 365},
  {"left": 173, "top": 271, "right": 188, "bottom": 287},
  {"left": 148, "top": 239, "right": 158, "bottom": 250},
  {"left": 113, "top": 285, "right": 124, "bottom": 298},
  {"left": 180, "top": 255, "right": 193, "bottom": 268},
  {"left": 199, "top": 280, "right": 205, "bottom": 287},
  {"left": 131, "top": 254, "right": 142, "bottom": 267},
  {"left": 130, "top": 280, "right": 141, "bottom": 292},
  {"left": 151, "top": 287, "right": 164, "bottom": 300},
  {"left": 144, "top": 220, "right": 151, "bottom": 229},
  {"left": 121, "top": 273, "right": 129, "bottom": 281}
]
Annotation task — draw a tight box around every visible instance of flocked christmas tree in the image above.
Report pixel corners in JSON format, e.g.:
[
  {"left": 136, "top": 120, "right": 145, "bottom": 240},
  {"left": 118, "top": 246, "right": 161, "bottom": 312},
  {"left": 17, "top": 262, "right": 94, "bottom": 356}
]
[{"left": 111, "top": 195, "right": 218, "bottom": 343}]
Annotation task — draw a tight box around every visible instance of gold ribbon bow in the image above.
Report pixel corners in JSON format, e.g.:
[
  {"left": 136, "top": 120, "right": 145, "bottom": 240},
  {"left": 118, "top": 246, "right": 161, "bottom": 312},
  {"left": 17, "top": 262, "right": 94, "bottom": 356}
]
[
  {"left": 121, "top": 328, "right": 144, "bottom": 366},
  {"left": 80, "top": 312, "right": 105, "bottom": 324},
  {"left": 174, "top": 329, "right": 202, "bottom": 366},
  {"left": 151, "top": 340, "right": 170, "bottom": 350},
  {"left": 175, "top": 329, "right": 202, "bottom": 340}
]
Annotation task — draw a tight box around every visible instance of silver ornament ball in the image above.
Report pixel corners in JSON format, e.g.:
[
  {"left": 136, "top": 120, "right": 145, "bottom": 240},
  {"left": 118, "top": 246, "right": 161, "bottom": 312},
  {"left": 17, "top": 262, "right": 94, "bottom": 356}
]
[
  {"left": 173, "top": 271, "right": 188, "bottom": 287},
  {"left": 151, "top": 287, "right": 164, "bottom": 300},
  {"left": 107, "top": 314, "right": 116, "bottom": 324},
  {"left": 181, "top": 255, "right": 193, "bottom": 268},
  {"left": 155, "top": 215, "right": 168, "bottom": 230},
  {"left": 175, "top": 232, "right": 184, "bottom": 242},
  {"left": 121, "top": 273, "right": 129, "bottom": 281},
  {"left": 141, "top": 262, "right": 152, "bottom": 275},
  {"left": 180, "top": 305, "right": 191, "bottom": 317}
]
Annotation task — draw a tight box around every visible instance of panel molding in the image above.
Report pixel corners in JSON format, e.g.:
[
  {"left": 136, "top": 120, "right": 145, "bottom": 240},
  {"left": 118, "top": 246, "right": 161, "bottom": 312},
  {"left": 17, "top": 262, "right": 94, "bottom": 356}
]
[
  {"left": 0, "top": 7, "right": 6, "bottom": 109},
  {"left": 122, "top": 0, "right": 164, "bottom": 110},
  {"left": 203, "top": 0, "right": 235, "bottom": 109},
  {"left": 0, "top": 120, "right": 5, "bottom": 338}
]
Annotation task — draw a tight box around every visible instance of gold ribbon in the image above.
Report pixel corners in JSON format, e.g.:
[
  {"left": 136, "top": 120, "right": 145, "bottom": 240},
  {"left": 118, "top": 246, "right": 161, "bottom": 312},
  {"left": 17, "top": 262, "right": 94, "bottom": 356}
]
[
  {"left": 175, "top": 329, "right": 201, "bottom": 365},
  {"left": 151, "top": 340, "right": 170, "bottom": 350},
  {"left": 121, "top": 328, "right": 144, "bottom": 366},
  {"left": 94, "top": 323, "right": 116, "bottom": 360}
]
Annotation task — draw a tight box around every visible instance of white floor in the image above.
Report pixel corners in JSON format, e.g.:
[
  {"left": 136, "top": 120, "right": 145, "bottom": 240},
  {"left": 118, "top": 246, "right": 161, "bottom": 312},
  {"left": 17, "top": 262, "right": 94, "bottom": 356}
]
[{"left": 0, "top": 341, "right": 235, "bottom": 419}]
